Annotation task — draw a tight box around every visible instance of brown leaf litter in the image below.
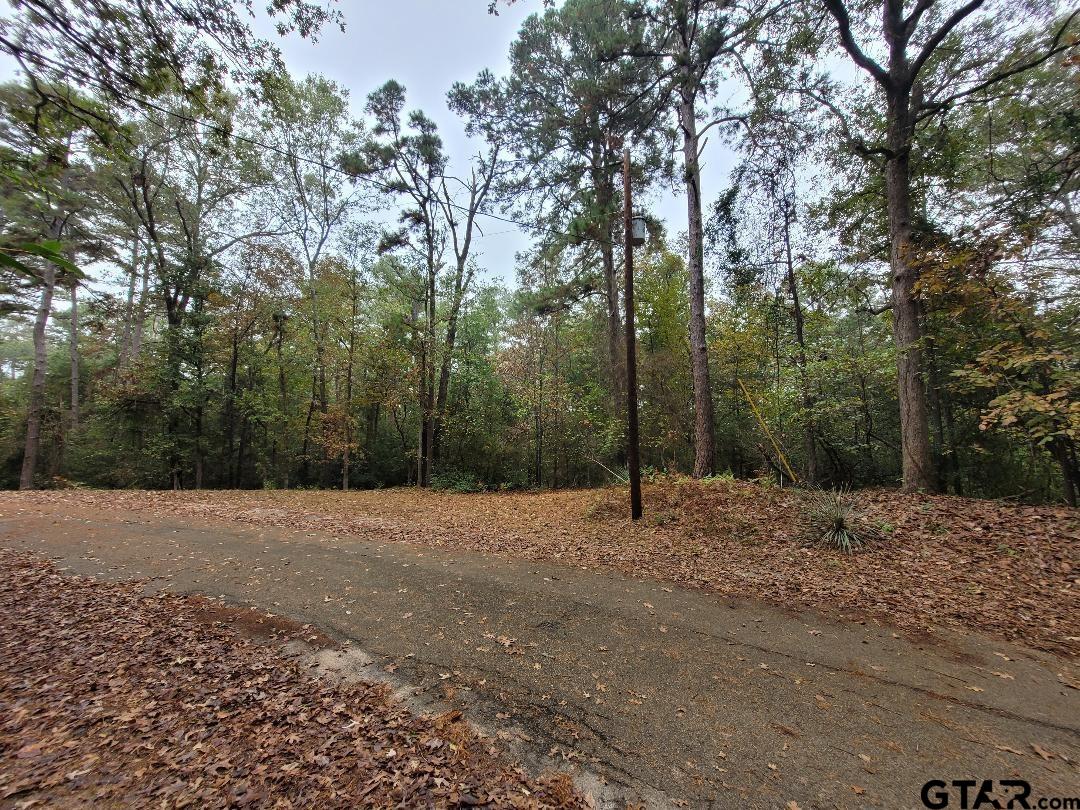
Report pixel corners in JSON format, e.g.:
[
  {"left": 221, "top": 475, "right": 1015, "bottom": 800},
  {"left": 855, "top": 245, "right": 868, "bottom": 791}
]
[
  {"left": 0, "top": 549, "right": 585, "bottom": 808},
  {"left": 4, "top": 478, "right": 1078, "bottom": 655}
]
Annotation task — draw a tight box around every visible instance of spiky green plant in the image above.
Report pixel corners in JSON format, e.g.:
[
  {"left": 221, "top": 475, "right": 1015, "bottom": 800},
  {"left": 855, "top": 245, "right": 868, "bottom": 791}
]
[{"left": 803, "top": 488, "right": 878, "bottom": 553}]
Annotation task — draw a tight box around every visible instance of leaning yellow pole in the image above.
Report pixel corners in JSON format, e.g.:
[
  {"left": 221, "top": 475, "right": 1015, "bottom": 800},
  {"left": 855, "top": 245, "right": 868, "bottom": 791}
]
[{"left": 737, "top": 378, "right": 799, "bottom": 484}]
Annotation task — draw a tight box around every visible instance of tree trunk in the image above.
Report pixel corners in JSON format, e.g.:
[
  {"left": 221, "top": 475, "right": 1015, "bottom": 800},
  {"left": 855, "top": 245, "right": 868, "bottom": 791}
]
[
  {"left": 277, "top": 335, "right": 290, "bottom": 489},
  {"left": 300, "top": 384, "right": 316, "bottom": 484},
  {"left": 224, "top": 334, "right": 239, "bottom": 487},
  {"left": 552, "top": 315, "right": 562, "bottom": 489},
  {"left": 366, "top": 403, "right": 379, "bottom": 457},
  {"left": 418, "top": 415, "right": 427, "bottom": 487},
  {"left": 535, "top": 408, "right": 543, "bottom": 487},
  {"left": 589, "top": 164, "right": 625, "bottom": 417},
  {"left": 1068, "top": 444, "right": 1079, "bottom": 508},
  {"left": 942, "top": 388, "right": 962, "bottom": 496},
  {"left": 421, "top": 392, "right": 435, "bottom": 486},
  {"left": 420, "top": 268, "right": 437, "bottom": 487},
  {"left": 782, "top": 211, "right": 816, "bottom": 484},
  {"left": 926, "top": 334, "right": 947, "bottom": 491},
  {"left": 237, "top": 370, "right": 250, "bottom": 490},
  {"left": 131, "top": 253, "right": 150, "bottom": 362},
  {"left": 20, "top": 266, "right": 56, "bottom": 490},
  {"left": 68, "top": 271, "right": 79, "bottom": 431},
  {"left": 432, "top": 305, "right": 460, "bottom": 469},
  {"left": 119, "top": 235, "right": 139, "bottom": 369},
  {"left": 535, "top": 350, "right": 544, "bottom": 487},
  {"left": 884, "top": 90, "right": 935, "bottom": 492},
  {"left": 679, "top": 84, "right": 716, "bottom": 478},
  {"left": 343, "top": 302, "right": 357, "bottom": 492},
  {"left": 301, "top": 262, "right": 329, "bottom": 487},
  {"left": 1052, "top": 438, "right": 1078, "bottom": 507}
]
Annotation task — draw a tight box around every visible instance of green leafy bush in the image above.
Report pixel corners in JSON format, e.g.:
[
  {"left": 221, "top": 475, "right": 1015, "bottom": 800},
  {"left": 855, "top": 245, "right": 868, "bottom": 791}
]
[{"left": 430, "top": 470, "right": 485, "bottom": 494}]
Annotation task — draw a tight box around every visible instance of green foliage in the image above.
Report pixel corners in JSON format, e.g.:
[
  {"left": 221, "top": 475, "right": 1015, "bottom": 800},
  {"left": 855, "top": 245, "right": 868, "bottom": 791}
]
[
  {"left": 430, "top": 469, "right": 485, "bottom": 494},
  {"left": 0, "top": 241, "right": 80, "bottom": 278},
  {"left": 0, "top": 0, "right": 1074, "bottom": 506},
  {"left": 802, "top": 488, "right": 880, "bottom": 554}
]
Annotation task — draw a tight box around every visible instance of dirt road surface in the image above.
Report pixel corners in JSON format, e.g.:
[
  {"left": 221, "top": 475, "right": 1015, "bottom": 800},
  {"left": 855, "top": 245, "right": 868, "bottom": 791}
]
[{"left": 1, "top": 494, "right": 1076, "bottom": 808}]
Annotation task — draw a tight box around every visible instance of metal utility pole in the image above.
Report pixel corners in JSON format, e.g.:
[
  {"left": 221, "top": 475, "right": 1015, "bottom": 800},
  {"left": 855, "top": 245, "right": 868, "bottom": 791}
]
[{"left": 623, "top": 147, "right": 643, "bottom": 520}]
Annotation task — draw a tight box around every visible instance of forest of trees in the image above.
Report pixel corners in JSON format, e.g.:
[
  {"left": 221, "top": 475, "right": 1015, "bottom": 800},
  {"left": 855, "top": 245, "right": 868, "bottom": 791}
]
[{"left": 0, "top": 0, "right": 1076, "bottom": 504}]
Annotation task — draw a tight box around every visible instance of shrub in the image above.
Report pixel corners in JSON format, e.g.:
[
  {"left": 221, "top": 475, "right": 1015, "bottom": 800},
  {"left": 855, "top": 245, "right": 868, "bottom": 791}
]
[
  {"left": 430, "top": 470, "right": 485, "bottom": 493},
  {"left": 802, "top": 488, "right": 881, "bottom": 553}
]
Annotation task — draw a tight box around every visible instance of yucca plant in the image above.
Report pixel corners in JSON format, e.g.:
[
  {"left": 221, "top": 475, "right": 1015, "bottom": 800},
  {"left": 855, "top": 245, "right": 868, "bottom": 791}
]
[{"left": 802, "top": 487, "right": 879, "bottom": 553}]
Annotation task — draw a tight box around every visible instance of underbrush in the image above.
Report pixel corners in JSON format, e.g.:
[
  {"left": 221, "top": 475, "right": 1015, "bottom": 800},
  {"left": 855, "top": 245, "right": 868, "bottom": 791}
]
[
  {"left": 430, "top": 470, "right": 486, "bottom": 494},
  {"left": 800, "top": 488, "right": 883, "bottom": 553},
  {"left": 588, "top": 477, "right": 887, "bottom": 554},
  {"left": 586, "top": 475, "right": 791, "bottom": 545}
]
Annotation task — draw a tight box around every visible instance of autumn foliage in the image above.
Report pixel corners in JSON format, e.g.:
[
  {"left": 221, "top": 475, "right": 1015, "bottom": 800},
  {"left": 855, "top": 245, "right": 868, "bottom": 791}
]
[
  {"left": 10, "top": 481, "right": 1077, "bottom": 655},
  {"left": 0, "top": 549, "right": 585, "bottom": 808}
]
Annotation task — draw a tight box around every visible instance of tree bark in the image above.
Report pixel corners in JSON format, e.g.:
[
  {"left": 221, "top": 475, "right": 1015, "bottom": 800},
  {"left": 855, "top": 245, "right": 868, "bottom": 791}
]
[
  {"left": 432, "top": 320, "right": 456, "bottom": 470},
  {"left": 366, "top": 403, "right": 379, "bottom": 461},
  {"left": 431, "top": 272, "right": 469, "bottom": 470},
  {"left": 20, "top": 265, "right": 57, "bottom": 490},
  {"left": 419, "top": 268, "right": 436, "bottom": 488},
  {"left": 343, "top": 279, "right": 358, "bottom": 492},
  {"left": 592, "top": 167, "right": 624, "bottom": 414},
  {"left": 118, "top": 235, "right": 139, "bottom": 369},
  {"left": 131, "top": 252, "right": 150, "bottom": 361},
  {"left": 225, "top": 333, "right": 239, "bottom": 487},
  {"left": 782, "top": 210, "right": 816, "bottom": 484},
  {"left": 68, "top": 271, "right": 79, "bottom": 431},
  {"left": 1057, "top": 440, "right": 1079, "bottom": 507},
  {"left": 679, "top": 85, "right": 717, "bottom": 478},
  {"left": 818, "top": 0, "right": 1003, "bottom": 493},
  {"left": 884, "top": 89, "right": 935, "bottom": 492},
  {"left": 274, "top": 315, "right": 290, "bottom": 489},
  {"left": 431, "top": 162, "right": 496, "bottom": 470}
]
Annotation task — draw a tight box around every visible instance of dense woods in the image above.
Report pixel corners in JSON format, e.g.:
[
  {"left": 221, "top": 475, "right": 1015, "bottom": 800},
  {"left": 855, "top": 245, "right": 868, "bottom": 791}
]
[{"left": 0, "top": 0, "right": 1076, "bottom": 504}]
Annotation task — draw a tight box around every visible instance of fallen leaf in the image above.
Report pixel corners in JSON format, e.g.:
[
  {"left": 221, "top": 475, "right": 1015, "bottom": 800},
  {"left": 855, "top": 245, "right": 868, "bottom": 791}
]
[
  {"left": 1031, "top": 743, "right": 1054, "bottom": 761},
  {"left": 1057, "top": 672, "right": 1080, "bottom": 690}
]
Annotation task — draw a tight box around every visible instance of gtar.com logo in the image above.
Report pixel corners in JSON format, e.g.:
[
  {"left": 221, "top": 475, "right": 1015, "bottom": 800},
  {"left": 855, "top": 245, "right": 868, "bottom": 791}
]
[{"left": 921, "top": 780, "right": 1079, "bottom": 809}]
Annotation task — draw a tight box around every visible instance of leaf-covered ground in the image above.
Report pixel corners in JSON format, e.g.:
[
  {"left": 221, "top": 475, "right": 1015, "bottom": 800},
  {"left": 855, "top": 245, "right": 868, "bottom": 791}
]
[
  {"left": 0, "top": 549, "right": 584, "bottom": 808},
  {"left": 6, "top": 479, "right": 1079, "bottom": 656}
]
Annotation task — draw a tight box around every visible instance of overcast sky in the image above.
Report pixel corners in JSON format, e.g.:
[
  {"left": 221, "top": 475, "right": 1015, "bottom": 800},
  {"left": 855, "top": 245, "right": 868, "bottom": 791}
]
[{"left": 262, "top": 1, "right": 740, "bottom": 285}]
